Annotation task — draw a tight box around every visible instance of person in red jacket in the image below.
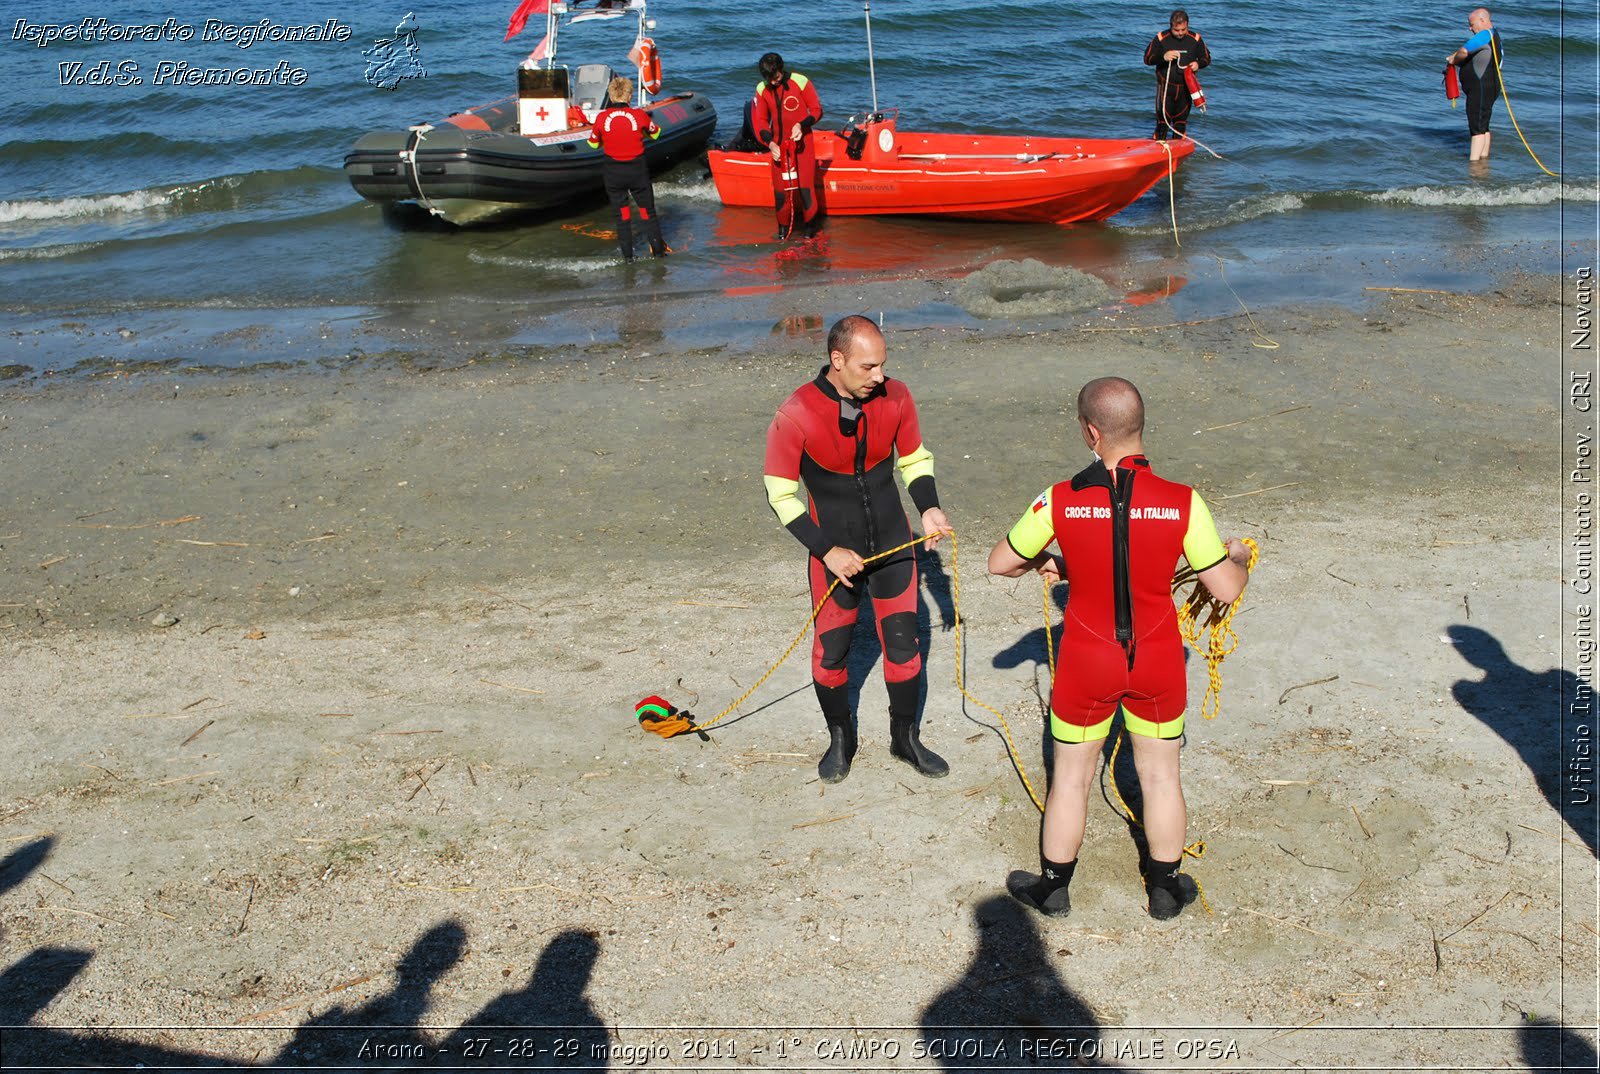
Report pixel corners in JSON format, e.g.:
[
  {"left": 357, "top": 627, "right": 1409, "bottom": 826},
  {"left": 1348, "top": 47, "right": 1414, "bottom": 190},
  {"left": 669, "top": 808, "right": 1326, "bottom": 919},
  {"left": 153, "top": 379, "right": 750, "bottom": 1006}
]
[
  {"left": 1143, "top": 9, "right": 1211, "bottom": 140},
  {"left": 587, "top": 76, "right": 665, "bottom": 262},
  {"left": 751, "top": 52, "right": 823, "bottom": 240}
]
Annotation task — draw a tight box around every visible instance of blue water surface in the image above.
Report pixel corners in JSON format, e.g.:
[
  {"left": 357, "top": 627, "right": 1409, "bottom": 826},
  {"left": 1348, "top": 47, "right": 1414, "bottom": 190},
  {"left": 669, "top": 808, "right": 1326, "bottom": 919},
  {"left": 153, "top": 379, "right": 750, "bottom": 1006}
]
[{"left": 0, "top": 0, "right": 1592, "bottom": 366}]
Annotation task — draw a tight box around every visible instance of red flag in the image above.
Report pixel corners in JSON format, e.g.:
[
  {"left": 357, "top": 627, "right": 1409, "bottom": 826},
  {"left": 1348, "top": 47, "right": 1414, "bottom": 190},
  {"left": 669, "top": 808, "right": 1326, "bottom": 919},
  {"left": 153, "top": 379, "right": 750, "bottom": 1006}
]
[
  {"left": 504, "top": 0, "right": 550, "bottom": 42},
  {"left": 528, "top": 31, "right": 551, "bottom": 63}
]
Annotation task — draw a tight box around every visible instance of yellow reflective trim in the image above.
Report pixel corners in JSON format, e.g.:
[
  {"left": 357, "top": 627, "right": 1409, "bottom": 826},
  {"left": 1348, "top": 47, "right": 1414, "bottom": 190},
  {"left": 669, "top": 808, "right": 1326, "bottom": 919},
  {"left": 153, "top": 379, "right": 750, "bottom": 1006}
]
[
  {"left": 1006, "top": 488, "right": 1055, "bottom": 560},
  {"left": 1050, "top": 711, "right": 1113, "bottom": 743},
  {"left": 763, "top": 474, "right": 807, "bottom": 527},
  {"left": 1183, "top": 489, "right": 1226, "bottom": 571},
  {"left": 896, "top": 443, "right": 935, "bottom": 488},
  {"left": 1122, "top": 705, "right": 1185, "bottom": 739}
]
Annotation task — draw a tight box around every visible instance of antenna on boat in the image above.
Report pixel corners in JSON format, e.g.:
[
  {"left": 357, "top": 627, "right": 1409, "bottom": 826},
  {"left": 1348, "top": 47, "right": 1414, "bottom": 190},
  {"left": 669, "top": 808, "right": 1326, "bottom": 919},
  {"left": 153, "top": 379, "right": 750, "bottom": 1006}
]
[{"left": 863, "top": 0, "right": 879, "bottom": 113}]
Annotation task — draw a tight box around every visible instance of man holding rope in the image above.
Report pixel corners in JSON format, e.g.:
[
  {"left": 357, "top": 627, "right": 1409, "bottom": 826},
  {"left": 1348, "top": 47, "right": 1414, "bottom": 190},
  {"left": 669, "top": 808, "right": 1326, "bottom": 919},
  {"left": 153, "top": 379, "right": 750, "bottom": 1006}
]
[
  {"left": 751, "top": 52, "right": 823, "bottom": 239},
  {"left": 988, "top": 377, "right": 1250, "bottom": 920},
  {"left": 763, "top": 315, "right": 953, "bottom": 784},
  {"left": 1143, "top": 9, "right": 1210, "bottom": 141}
]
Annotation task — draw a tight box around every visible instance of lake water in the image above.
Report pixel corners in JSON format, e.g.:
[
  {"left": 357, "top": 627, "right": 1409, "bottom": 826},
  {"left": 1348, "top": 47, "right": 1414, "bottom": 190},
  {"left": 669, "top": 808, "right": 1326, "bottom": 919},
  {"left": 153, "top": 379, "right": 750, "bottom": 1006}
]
[{"left": 0, "top": 0, "right": 1592, "bottom": 373}]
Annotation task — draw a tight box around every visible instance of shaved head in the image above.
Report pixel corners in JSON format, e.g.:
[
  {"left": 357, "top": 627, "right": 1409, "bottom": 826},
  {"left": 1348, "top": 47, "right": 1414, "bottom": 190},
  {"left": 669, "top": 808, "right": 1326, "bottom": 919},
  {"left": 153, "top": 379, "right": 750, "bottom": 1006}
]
[
  {"left": 827, "top": 314, "right": 882, "bottom": 359},
  {"left": 1077, "top": 376, "right": 1145, "bottom": 443}
]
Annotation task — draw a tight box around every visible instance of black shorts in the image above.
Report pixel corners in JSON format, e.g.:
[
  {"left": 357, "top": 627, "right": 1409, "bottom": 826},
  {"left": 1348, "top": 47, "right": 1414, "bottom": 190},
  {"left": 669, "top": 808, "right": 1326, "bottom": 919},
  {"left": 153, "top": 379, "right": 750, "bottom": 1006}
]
[{"left": 1465, "top": 83, "right": 1499, "bottom": 136}]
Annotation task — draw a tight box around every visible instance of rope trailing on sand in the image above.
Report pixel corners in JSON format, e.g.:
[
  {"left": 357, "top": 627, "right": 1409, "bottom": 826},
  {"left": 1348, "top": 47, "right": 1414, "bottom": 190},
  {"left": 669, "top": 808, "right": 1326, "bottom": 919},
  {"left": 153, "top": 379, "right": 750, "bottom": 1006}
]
[{"left": 638, "top": 532, "right": 932, "bottom": 739}]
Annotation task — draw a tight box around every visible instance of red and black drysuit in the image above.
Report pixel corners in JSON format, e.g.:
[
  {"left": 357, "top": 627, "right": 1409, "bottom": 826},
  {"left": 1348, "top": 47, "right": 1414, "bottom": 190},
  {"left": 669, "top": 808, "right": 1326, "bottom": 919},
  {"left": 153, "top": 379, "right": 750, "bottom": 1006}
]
[
  {"left": 763, "top": 369, "right": 939, "bottom": 725},
  {"left": 587, "top": 102, "right": 663, "bottom": 259},
  {"left": 1143, "top": 27, "right": 1211, "bottom": 140},
  {"left": 751, "top": 72, "right": 823, "bottom": 236}
]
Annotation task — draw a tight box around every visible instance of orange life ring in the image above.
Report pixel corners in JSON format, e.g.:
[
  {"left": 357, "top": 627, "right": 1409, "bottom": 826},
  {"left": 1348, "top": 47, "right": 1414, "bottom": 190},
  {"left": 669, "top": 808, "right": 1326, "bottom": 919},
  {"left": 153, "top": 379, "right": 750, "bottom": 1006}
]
[{"left": 629, "top": 37, "right": 662, "bottom": 95}]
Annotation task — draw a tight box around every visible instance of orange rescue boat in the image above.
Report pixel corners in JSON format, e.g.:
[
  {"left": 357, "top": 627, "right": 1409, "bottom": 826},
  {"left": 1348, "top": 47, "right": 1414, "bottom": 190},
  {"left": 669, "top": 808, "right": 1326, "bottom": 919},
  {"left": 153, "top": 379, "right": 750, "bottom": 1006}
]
[{"left": 707, "top": 110, "right": 1193, "bottom": 226}]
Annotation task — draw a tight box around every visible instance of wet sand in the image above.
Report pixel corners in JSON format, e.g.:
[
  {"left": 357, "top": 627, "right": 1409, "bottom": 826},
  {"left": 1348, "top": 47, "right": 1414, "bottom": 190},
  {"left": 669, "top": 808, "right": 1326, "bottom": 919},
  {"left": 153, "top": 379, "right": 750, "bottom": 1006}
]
[{"left": 1, "top": 276, "right": 1594, "bottom": 1070}]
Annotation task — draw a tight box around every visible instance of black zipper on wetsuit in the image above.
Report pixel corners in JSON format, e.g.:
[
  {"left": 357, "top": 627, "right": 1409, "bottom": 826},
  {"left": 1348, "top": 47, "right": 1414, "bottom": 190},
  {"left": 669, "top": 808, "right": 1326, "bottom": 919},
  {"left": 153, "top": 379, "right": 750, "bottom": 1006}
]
[
  {"left": 1110, "top": 465, "right": 1136, "bottom": 670},
  {"left": 853, "top": 406, "right": 875, "bottom": 553}
]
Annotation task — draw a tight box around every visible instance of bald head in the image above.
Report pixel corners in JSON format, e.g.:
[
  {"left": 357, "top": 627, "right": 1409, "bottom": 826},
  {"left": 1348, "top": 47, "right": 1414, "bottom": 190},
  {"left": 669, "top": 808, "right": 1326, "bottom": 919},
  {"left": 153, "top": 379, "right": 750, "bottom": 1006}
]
[
  {"left": 826, "top": 313, "right": 882, "bottom": 359},
  {"left": 1077, "top": 377, "right": 1145, "bottom": 446},
  {"left": 1469, "top": 7, "right": 1491, "bottom": 29}
]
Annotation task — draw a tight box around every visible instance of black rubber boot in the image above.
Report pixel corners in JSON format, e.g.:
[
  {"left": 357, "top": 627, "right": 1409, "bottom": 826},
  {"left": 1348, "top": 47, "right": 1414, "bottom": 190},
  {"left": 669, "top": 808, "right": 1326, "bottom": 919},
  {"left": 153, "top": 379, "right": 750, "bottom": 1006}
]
[
  {"left": 815, "top": 683, "right": 856, "bottom": 784},
  {"left": 1144, "top": 858, "right": 1198, "bottom": 920},
  {"left": 616, "top": 218, "right": 635, "bottom": 262},
  {"left": 644, "top": 217, "right": 666, "bottom": 258},
  {"left": 888, "top": 711, "right": 948, "bottom": 777},
  {"left": 1009, "top": 857, "right": 1076, "bottom": 918}
]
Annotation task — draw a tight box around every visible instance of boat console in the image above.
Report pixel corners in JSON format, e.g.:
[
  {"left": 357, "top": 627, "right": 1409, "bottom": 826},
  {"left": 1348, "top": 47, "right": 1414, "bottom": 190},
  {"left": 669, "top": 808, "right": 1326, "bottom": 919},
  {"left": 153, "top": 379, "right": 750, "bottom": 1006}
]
[
  {"left": 571, "top": 63, "right": 618, "bottom": 122},
  {"left": 838, "top": 110, "right": 898, "bottom": 161}
]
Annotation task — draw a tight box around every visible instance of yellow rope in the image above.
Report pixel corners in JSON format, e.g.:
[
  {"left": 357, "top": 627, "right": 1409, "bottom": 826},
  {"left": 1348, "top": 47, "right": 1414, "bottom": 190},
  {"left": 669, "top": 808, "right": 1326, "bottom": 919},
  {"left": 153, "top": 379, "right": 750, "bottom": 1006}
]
[
  {"left": 1489, "top": 36, "right": 1557, "bottom": 177},
  {"left": 949, "top": 532, "right": 1047, "bottom": 812},
  {"left": 683, "top": 532, "right": 931, "bottom": 735},
  {"left": 1210, "top": 257, "right": 1279, "bottom": 350},
  {"left": 661, "top": 529, "right": 1258, "bottom": 863},
  {"left": 1157, "top": 138, "right": 1181, "bottom": 247},
  {"left": 1173, "top": 536, "right": 1260, "bottom": 721}
]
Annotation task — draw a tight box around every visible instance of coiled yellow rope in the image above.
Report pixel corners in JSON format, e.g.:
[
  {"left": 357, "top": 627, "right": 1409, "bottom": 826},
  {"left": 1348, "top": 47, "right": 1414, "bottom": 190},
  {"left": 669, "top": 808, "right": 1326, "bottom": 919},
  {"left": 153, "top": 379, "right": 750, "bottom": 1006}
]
[{"left": 1174, "top": 536, "right": 1260, "bottom": 721}]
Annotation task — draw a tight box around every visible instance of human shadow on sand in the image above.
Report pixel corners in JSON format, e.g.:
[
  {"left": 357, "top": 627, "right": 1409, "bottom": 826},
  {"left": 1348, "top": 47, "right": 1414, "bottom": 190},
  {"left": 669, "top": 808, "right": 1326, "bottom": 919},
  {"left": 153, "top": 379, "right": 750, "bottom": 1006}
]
[
  {"left": 919, "top": 893, "right": 1128, "bottom": 1071},
  {"left": 275, "top": 919, "right": 468, "bottom": 1066},
  {"left": 1, "top": 868, "right": 611, "bottom": 1073},
  {"left": 1448, "top": 624, "right": 1596, "bottom": 855},
  {"left": 1519, "top": 1016, "right": 1599, "bottom": 1073}
]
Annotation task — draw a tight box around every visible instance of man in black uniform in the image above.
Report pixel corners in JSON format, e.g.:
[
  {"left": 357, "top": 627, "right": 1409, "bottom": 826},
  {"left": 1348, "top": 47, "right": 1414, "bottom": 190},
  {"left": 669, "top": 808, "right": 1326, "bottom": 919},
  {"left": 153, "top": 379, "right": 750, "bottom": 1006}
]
[{"left": 1143, "top": 9, "right": 1211, "bottom": 141}]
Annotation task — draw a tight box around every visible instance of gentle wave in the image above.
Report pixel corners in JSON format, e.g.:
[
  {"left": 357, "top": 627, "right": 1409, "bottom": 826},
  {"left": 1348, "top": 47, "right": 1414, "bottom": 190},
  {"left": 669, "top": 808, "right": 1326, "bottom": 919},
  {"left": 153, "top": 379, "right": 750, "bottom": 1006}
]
[
  {"left": 660, "top": 180, "right": 723, "bottom": 203},
  {"left": 0, "top": 182, "right": 232, "bottom": 224},
  {"left": 0, "top": 166, "right": 344, "bottom": 225},
  {"left": 0, "top": 242, "right": 104, "bottom": 261},
  {"left": 1128, "top": 180, "right": 1573, "bottom": 235},
  {"left": 1372, "top": 182, "right": 1573, "bottom": 208},
  {"left": 468, "top": 250, "right": 620, "bottom": 273}
]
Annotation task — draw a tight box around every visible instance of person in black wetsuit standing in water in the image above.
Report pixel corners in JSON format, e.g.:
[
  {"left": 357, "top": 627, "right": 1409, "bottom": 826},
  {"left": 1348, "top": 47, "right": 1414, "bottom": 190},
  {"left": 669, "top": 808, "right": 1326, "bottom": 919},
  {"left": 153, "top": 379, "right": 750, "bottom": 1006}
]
[{"left": 1143, "top": 9, "right": 1211, "bottom": 141}]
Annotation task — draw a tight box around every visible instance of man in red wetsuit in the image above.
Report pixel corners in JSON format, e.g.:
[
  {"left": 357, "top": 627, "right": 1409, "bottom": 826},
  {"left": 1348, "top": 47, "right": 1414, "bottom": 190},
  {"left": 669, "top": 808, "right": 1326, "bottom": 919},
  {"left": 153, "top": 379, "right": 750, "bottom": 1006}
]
[
  {"left": 751, "top": 52, "right": 823, "bottom": 240},
  {"left": 988, "top": 377, "right": 1251, "bottom": 920},
  {"left": 587, "top": 75, "right": 665, "bottom": 262},
  {"left": 764, "top": 315, "right": 953, "bottom": 784},
  {"left": 1143, "top": 9, "right": 1211, "bottom": 140}
]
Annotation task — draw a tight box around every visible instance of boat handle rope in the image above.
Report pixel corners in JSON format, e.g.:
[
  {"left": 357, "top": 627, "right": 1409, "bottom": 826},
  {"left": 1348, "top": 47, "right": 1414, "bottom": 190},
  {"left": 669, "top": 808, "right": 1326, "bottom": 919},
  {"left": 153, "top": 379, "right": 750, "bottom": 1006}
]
[{"left": 404, "top": 123, "right": 442, "bottom": 218}]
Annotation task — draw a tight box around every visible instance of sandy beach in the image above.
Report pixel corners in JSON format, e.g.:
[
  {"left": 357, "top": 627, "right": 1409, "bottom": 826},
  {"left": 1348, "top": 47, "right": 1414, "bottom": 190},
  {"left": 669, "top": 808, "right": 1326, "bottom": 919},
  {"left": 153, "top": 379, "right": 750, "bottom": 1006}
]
[{"left": 1, "top": 276, "right": 1595, "bottom": 1071}]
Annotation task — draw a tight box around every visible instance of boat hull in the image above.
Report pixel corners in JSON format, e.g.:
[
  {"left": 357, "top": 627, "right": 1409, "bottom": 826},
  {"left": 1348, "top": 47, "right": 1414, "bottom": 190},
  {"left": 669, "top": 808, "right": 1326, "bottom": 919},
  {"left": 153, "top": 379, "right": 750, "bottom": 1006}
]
[
  {"left": 707, "top": 125, "right": 1193, "bottom": 225},
  {"left": 344, "top": 92, "right": 717, "bottom": 224}
]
